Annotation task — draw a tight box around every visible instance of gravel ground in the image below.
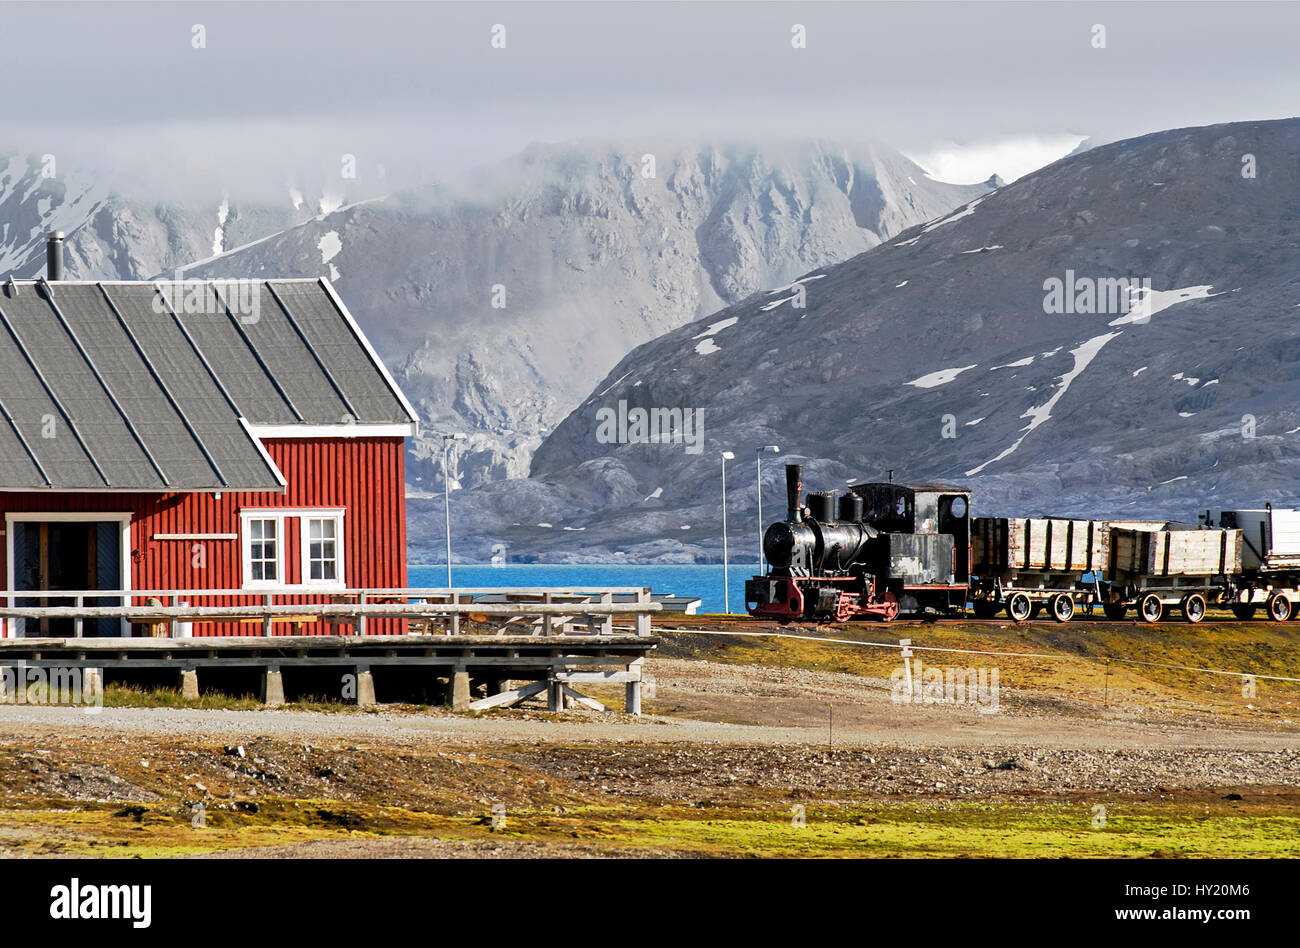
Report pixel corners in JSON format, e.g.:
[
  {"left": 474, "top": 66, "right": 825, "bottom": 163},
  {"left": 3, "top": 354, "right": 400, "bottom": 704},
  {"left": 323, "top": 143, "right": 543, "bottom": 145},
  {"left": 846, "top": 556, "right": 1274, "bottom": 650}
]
[
  {"left": 1, "top": 657, "right": 1295, "bottom": 753},
  {"left": 500, "top": 744, "right": 1300, "bottom": 802},
  {"left": 2, "top": 653, "right": 1298, "bottom": 859}
]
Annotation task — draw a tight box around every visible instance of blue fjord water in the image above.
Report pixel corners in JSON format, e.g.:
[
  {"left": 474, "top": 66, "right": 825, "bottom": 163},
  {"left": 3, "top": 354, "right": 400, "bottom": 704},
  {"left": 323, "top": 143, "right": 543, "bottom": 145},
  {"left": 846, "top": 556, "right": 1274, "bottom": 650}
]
[{"left": 408, "top": 564, "right": 747, "bottom": 615}]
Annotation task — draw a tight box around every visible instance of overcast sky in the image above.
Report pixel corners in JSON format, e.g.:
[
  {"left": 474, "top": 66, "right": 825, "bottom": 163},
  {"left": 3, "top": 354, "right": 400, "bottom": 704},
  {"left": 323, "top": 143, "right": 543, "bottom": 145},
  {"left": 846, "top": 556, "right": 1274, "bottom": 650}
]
[{"left": 3, "top": 1, "right": 1297, "bottom": 194}]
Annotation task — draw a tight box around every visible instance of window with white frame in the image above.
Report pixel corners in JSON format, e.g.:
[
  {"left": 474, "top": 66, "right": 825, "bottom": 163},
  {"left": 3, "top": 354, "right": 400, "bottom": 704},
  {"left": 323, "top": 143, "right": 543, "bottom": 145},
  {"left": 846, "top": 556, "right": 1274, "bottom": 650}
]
[
  {"left": 243, "top": 517, "right": 280, "bottom": 585},
  {"left": 304, "top": 515, "right": 342, "bottom": 584},
  {"left": 241, "top": 509, "right": 344, "bottom": 589}
]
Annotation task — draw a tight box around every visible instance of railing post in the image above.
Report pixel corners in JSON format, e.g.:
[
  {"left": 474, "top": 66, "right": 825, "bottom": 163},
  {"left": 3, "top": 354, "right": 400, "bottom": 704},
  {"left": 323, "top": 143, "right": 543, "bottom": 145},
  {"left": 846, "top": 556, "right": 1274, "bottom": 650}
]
[
  {"left": 542, "top": 592, "right": 553, "bottom": 636},
  {"left": 450, "top": 594, "right": 461, "bottom": 635},
  {"left": 74, "top": 595, "right": 84, "bottom": 638},
  {"left": 262, "top": 593, "right": 272, "bottom": 636},
  {"left": 600, "top": 591, "right": 613, "bottom": 635},
  {"left": 358, "top": 590, "right": 367, "bottom": 636},
  {"left": 636, "top": 588, "right": 652, "bottom": 636},
  {"left": 168, "top": 594, "right": 178, "bottom": 639}
]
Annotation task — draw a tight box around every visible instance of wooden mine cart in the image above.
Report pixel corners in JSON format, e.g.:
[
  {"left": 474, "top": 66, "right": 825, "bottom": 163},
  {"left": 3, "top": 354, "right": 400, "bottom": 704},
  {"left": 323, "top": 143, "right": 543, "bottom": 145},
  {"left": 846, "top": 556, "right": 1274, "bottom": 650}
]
[
  {"left": 971, "top": 517, "right": 1163, "bottom": 622},
  {"left": 1104, "top": 525, "right": 1242, "bottom": 623}
]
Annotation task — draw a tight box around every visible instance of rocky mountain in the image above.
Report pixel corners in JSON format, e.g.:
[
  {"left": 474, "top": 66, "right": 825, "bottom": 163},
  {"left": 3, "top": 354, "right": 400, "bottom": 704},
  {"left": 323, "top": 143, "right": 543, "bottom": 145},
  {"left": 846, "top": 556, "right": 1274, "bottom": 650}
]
[
  {"left": 0, "top": 152, "right": 321, "bottom": 281},
  {"left": 442, "top": 118, "right": 1300, "bottom": 563},
  {"left": 2, "top": 139, "right": 991, "bottom": 510},
  {"left": 175, "top": 140, "right": 993, "bottom": 490}
]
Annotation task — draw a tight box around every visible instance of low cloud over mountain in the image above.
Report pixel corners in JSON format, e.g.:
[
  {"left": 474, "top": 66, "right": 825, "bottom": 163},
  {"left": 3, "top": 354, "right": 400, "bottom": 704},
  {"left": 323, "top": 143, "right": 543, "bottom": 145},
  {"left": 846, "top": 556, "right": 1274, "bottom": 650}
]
[{"left": 444, "top": 118, "right": 1300, "bottom": 563}]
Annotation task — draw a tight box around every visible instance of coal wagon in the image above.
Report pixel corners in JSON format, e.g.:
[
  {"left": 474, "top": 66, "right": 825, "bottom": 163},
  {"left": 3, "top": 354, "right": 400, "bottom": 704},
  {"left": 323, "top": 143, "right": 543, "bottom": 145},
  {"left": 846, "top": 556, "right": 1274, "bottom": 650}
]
[{"left": 972, "top": 517, "right": 1241, "bottom": 623}]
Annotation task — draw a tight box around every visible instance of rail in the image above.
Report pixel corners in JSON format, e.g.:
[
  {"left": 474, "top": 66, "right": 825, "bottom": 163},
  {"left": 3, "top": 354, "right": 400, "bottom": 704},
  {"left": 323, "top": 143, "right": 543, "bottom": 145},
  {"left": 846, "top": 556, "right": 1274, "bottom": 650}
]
[{"left": 0, "top": 587, "right": 659, "bottom": 638}]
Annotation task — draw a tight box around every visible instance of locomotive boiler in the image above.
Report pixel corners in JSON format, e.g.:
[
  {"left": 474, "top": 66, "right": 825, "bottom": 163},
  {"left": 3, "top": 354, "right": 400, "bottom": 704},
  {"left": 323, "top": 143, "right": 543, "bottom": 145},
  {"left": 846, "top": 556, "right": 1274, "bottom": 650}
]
[{"left": 745, "top": 463, "right": 972, "bottom": 622}]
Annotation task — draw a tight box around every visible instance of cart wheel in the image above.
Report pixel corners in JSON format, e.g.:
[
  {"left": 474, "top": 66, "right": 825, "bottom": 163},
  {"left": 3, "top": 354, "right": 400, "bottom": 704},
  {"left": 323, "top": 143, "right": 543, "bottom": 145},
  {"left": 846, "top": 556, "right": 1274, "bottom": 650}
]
[
  {"left": 1049, "top": 593, "right": 1075, "bottom": 623},
  {"left": 1103, "top": 602, "right": 1128, "bottom": 621},
  {"left": 1230, "top": 603, "right": 1257, "bottom": 620},
  {"left": 1267, "top": 593, "right": 1293, "bottom": 622},
  {"left": 1006, "top": 593, "right": 1032, "bottom": 623},
  {"left": 1180, "top": 593, "right": 1206, "bottom": 624},
  {"left": 1139, "top": 593, "right": 1164, "bottom": 624}
]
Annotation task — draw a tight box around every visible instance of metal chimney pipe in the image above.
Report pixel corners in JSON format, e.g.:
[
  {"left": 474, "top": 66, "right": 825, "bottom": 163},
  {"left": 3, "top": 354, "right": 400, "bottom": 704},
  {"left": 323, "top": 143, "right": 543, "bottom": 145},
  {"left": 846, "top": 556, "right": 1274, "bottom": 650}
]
[
  {"left": 45, "top": 231, "right": 65, "bottom": 281},
  {"left": 785, "top": 463, "right": 803, "bottom": 523}
]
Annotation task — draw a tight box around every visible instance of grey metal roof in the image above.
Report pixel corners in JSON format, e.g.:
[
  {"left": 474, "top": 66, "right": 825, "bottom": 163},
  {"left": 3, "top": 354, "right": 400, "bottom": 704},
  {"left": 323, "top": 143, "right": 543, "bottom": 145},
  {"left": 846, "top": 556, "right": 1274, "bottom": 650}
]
[{"left": 0, "top": 279, "right": 415, "bottom": 491}]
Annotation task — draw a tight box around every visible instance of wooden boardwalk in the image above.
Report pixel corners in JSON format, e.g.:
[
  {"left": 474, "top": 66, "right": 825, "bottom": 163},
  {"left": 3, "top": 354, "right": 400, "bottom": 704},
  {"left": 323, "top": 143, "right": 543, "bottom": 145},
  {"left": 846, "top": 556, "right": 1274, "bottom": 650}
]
[{"left": 0, "top": 587, "right": 660, "bottom": 713}]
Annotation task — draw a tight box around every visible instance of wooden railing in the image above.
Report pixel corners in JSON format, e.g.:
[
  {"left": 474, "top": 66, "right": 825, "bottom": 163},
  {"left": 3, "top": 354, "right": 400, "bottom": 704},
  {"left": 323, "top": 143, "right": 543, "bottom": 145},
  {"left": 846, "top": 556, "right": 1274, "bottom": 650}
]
[{"left": 0, "top": 587, "right": 658, "bottom": 638}]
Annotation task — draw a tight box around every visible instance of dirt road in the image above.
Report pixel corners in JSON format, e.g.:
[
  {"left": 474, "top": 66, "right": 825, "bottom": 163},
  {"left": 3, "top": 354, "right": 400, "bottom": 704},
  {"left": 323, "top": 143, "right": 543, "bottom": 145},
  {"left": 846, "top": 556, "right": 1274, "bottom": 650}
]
[{"left": 2, "top": 658, "right": 1295, "bottom": 752}]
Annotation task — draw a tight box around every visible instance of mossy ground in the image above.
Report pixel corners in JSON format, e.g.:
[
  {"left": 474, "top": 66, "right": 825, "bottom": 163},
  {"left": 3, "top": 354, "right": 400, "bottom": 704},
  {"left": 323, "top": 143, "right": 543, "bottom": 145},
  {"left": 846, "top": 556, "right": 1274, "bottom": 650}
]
[{"left": 5, "top": 794, "right": 1296, "bottom": 858}]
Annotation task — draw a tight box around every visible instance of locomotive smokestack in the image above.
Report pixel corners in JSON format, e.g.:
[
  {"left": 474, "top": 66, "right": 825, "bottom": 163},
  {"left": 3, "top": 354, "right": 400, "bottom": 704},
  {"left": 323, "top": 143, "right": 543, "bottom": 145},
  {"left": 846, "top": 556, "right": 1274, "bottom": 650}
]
[
  {"left": 785, "top": 463, "right": 803, "bottom": 522},
  {"left": 45, "top": 231, "right": 64, "bottom": 281}
]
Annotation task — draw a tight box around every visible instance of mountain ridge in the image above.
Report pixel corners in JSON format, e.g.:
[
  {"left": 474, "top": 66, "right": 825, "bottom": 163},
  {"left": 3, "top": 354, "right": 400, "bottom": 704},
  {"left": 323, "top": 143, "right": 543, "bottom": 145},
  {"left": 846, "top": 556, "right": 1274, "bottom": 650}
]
[{"left": 438, "top": 117, "right": 1300, "bottom": 563}]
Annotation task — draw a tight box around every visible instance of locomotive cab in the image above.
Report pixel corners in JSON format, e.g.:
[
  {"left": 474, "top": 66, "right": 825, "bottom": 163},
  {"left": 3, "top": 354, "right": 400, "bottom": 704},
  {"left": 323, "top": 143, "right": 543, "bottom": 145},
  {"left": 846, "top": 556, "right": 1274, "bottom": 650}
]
[{"left": 848, "top": 481, "right": 972, "bottom": 586}]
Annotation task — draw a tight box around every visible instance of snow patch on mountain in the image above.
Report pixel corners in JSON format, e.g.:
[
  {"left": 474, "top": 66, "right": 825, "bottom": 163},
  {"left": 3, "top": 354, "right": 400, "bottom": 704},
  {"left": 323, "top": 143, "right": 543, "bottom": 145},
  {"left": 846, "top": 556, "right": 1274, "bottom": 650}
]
[
  {"left": 694, "top": 316, "right": 739, "bottom": 338},
  {"left": 966, "top": 332, "right": 1122, "bottom": 476},
  {"left": 212, "top": 197, "right": 230, "bottom": 256},
  {"left": 1110, "top": 284, "right": 1219, "bottom": 326},
  {"left": 919, "top": 198, "right": 985, "bottom": 236},
  {"left": 992, "top": 357, "right": 1034, "bottom": 370},
  {"left": 907, "top": 364, "right": 977, "bottom": 388},
  {"left": 318, "top": 230, "right": 342, "bottom": 280},
  {"left": 318, "top": 191, "right": 344, "bottom": 216}
]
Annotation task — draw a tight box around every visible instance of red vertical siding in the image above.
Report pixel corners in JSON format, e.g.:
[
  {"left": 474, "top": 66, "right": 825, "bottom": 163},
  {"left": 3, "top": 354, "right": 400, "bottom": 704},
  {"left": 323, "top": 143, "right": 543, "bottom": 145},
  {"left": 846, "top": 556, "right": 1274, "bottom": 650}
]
[{"left": 0, "top": 437, "right": 408, "bottom": 636}]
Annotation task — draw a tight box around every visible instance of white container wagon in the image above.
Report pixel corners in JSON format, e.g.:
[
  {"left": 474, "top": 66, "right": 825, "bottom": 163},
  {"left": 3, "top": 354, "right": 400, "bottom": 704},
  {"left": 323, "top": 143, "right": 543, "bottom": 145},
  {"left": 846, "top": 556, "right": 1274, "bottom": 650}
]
[{"left": 1202, "top": 506, "right": 1300, "bottom": 621}]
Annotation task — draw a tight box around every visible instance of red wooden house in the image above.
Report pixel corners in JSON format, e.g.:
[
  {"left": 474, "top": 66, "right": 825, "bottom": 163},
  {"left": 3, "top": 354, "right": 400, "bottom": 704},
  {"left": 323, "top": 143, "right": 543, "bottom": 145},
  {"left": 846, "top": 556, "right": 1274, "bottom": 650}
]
[{"left": 1, "top": 238, "right": 417, "bottom": 637}]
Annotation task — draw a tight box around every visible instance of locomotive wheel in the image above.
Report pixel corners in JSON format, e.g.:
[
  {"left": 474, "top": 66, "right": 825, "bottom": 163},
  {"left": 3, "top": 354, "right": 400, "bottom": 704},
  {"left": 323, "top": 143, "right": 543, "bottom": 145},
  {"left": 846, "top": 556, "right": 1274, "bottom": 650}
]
[
  {"left": 879, "top": 591, "right": 900, "bottom": 622},
  {"left": 973, "top": 598, "right": 1000, "bottom": 619},
  {"left": 1006, "top": 593, "right": 1032, "bottom": 623},
  {"left": 1103, "top": 602, "right": 1128, "bottom": 621},
  {"left": 1231, "top": 603, "right": 1258, "bottom": 620},
  {"left": 1180, "top": 593, "right": 1206, "bottom": 624},
  {"left": 1049, "top": 594, "right": 1075, "bottom": 623},
  {"left": 1138, "top": 593, "right": 1164, "bottom": 624},
  {"left": 1267, "top": 593, "right": 1293, "bottom": 622}
]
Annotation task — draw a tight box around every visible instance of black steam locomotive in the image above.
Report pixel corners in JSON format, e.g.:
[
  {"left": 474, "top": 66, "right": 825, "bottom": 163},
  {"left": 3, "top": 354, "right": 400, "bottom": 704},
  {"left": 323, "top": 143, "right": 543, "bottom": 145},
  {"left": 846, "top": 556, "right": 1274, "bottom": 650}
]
[{"left": 745, "top": 463, "right": 971, "bottom": 622}]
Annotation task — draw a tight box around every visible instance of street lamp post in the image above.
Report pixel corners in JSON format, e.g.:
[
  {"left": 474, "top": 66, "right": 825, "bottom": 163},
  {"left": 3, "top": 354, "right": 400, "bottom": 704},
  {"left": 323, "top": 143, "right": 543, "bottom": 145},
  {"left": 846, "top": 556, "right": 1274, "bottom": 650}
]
[
  {"left": 442, "top": 432, "right": 468, "bottom": 588},
  {"left": 721, "top": 451, "right": 734, "bottom": 614},
  {"left": 756, "top": 445, "right": 781, "bottom": 573}
]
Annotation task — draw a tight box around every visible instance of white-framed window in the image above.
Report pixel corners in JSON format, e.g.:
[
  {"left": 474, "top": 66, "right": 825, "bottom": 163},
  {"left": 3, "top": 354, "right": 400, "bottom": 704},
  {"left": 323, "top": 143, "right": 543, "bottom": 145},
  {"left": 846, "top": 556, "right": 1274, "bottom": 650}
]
[
  {"left": 241, "top": 515, "right": 282, "bottom": 587},
  {"left": 301, "top": 513, "right": 345, "bottom": 587},
  {"left": 240, "top": 508, "right": 346, "bottom": 590}
]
